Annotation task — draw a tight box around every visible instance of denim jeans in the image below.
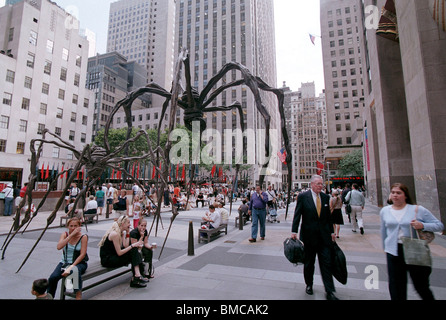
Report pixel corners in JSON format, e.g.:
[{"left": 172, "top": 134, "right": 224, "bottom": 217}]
[
  {"left": 251, "top": 208, "right": 267, "bottom": 239},
  {"left": 47, "top": 262, "right": 88, "bottom": 297},
  {"left": 4, "top": 197, "right": 13, "bottom": 216}
]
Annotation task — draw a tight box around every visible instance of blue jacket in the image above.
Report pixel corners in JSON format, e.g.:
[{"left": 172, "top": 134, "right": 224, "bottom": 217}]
[{"left": 380, "top": 204, "right": 444, "bottom": 256}]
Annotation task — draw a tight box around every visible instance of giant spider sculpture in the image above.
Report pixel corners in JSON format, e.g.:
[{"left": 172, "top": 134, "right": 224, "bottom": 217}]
[{"left": 1, "top": 48, "right": 292, "bottom": 272}]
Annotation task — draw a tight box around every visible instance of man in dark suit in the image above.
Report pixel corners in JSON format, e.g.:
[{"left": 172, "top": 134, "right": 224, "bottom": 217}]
[{"left": 291, "top": 175, "right": 338, "bottom": 300}]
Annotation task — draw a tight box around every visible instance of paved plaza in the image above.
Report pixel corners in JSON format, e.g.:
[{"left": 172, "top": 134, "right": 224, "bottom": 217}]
[{"left": 1, "top": 199, "right": 446, "bottom": 301}]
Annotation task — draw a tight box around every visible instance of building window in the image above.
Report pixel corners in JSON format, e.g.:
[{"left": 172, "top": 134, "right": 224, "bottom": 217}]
[
  {"left": 72, "top": 94, "right": 78, "bottom": 105},
  {"left": 76, "top": 55, "right": 82, "bottom": 67},
  {"left": 3, "top": 93, "right": 12, "bottom": 106},
  {"left": 58, "top": 89, "right": 65, "bottom": 100},
  {"left": 26, "top": 52, "right": 35, "bottom": 68},
  {"left": 0, "top": 115, "right": 9, "bottom": 129},
  {"left": 29, "top": 30, "right": 37, "bottom": 46},
  {"left": 22, "top": 98, "right": 30, "bottom": 110},
  {"left": 16, "top": 142, "right": 25, "bottom": 154},
  {"left": 46, "top": 39, "right": 54, "bottom": 53},
  {"left": 81, "top": 133, "right": 86, "bottom": 143},
  {"left": 0, "top": 139, "right": 6, "bottom": 152},
  {"left": 37, "top": 123, "right": 45, "bottom": 135},
  {"left": 6, "top": 70, "right": 15, "bottom": 83},
  {"left": 337, "top": 138, "right": 343, "bottom": 145},
  {"left": 42, "top": 83, "right": 49, "bottom": 95},
  {"left": 56, "top": 108, "right": 63, "bottom": 119},
  {"left": 60, "top": 67, "right": 67, "bottom": 81},
  {"left": 62, "top": 48, "right": 69, "bottom": 61},
  {"left": 44, "top": 60, "right": 52, "bottom": 75},
  {"left": 24, "top": 76, "right": 32, "bottom": 89},
  {"left": 19, "top": 119, "right": 27, "bottom": 132},
  {"left": 69, "top": 130, "right": 75, "bottom": 141},
  {"left": 52, "top": 147, "right": 60, "bottom": 158},
  {"left": 74, "top": 74, "right": 80, "bottom": 87},
  {"left": 55, "top": 127, "right": 61, "bottom": 136},
  {"left": 40, "top": 103, "right": 47, "bottom": 115},
  {"left": 71, "top": 112, "right": 77, "bottom": 122},
  {"left": 8, "top": 28, "right": 14, "bottom": 42}
]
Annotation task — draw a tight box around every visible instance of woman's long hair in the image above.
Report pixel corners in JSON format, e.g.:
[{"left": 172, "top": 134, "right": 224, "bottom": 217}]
[
  {"left": 98, "top": 215, "right": 129, "bottom": 247},
  {"left": 390, "top": 183, "right": 415, "bottom": 205}
]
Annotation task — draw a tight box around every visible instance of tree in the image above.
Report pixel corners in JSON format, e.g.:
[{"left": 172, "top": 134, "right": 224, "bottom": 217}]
[
  {"left": 337, "top": 149, "right": 364, "bottom": 177},
  {"left": 93, "top": 127, "right": 173, "bottom": 155}
]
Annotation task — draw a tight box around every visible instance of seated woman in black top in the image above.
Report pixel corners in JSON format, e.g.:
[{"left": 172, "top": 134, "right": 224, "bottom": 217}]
[
  {"left": 130, "top": 219, "right": 156, "bottom": 279},
  {"left": 98, "top": 215, "right": 147, "bottom": 288}
]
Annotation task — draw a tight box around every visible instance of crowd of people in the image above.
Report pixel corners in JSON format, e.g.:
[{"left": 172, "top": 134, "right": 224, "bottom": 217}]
[{"left": 28, "top": 176, "right": 444, "bottom": 301}]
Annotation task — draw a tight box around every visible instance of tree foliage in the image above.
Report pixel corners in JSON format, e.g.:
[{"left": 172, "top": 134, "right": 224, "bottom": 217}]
[{"left": 337, "top": 149, "right": 364, "bottom": 177}]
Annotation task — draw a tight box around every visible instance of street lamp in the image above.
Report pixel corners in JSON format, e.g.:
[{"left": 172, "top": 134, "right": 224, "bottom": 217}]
[{"left": 326, "top": 162, "right": 331, "bottom": 192}]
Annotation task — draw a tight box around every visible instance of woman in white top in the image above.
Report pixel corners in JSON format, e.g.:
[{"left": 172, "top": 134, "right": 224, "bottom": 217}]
[{"left": 380, "top": 183, "right": 444, "bottom": 300}]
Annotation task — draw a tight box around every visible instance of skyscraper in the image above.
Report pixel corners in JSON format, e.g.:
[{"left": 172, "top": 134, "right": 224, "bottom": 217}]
[
  {"left": 176, "top": 0, "right": 282, "bottom": 188},
  {"left": 320, "top": 0, "right": 366, "bottom": 176},
  {"left": 107, "top": 0, "right": 176, "bottom": 90},
  {"left": 283, "top": 82, "right": 327, "bottom": 190}
]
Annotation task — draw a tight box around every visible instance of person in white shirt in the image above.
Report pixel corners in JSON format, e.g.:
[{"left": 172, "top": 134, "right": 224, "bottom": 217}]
[
  {"left": 84, "top": 195, "right": 98, "bottom": 222},
  {"left": 2, "top": 183, "right": 14, "bottom": 216},
  {"left": 201, "top": 205, "right": 221, "bottom": 229},
  {"left": 106, "top": 183, "right": 116, "bottom": 214}
]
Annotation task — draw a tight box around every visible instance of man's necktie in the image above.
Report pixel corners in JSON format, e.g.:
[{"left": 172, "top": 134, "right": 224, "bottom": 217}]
[{"left": 316, "top": 194, "right": 321, "bottom": 217}]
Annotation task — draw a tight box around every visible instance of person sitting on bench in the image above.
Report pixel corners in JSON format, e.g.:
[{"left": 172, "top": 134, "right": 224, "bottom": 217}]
[
  {"left": 196, "top": 192, "right": 205, "bottom": 207},
  {"left": 130, "top": 219, "right": 156, "bottom": 279},
  {"left": 84, "top": 195, "right": 98, "bottom": 222},
  {"left": 201, "top": 205, "right": 221, "bottom": 230},
  {"left": 47, "top": 217, "right": 88, "bottom": 300},
  {"left": 98, "top": 215, "right": 148, "bottom": 288}
]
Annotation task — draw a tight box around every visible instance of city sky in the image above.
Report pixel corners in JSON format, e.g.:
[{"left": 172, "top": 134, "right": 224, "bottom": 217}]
[{"left": 11, "top": 0, "right": 325, "bottom": 94}]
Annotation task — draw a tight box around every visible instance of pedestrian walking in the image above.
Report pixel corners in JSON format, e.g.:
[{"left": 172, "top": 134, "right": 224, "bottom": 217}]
[
  {"left": 248, "top": 185, "right": 268, "bottom": 242},
  {"left": 345, "top": 184, "right": 365, "bottom": 234},
  {"left": 330, "top": 190, "right": 344, "bottom": 238},
  {"left": 2, "top": 182, "right": 14, "bottom": 216},
  {"left": 380, "top": 183, "right": 444, "bottom": 300},
  {"left": 291, "top": 175, "right": 338, "bottom": 300}
]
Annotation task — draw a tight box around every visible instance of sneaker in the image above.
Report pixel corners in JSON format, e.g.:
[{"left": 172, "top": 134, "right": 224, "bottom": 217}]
[
  {"left": 360, "top": 227, "right": 364, "bottom": 235},
  {"left": 130, "top": 277, "right": 147, "bottom": 288}
]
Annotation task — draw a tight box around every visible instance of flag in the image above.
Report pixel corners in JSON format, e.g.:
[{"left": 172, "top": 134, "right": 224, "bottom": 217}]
[
  {"left": 60, "top": 165, "right": 64, "bottom": 179},
  {"left": 152, "top": 164, "right": 156, "bottom": 180},
  {"left": 317, "top": 161, "right": 324, "bottom": 175},
  {"left": 309, "top": 33, "right": 316, "bottom": 45},
  {"left": 41, "top": 163, "right": 44, "bottom": 179},
  {"left": 277, "top": 147, "right": 287, "bottom": 165},
  {"left": 45, "top": 163, "right": 49, "bottom": 179},
  {"left": 181, "top": 164, "right": 186, "bottom": 181},
  {"left": 211, "top": 164, "right": 217, "bottom": 177}
]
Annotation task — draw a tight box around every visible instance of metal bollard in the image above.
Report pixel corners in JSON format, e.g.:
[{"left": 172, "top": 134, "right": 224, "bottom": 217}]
[
  {"left": 239, "top": 211, "right": 243, "bottom": 230},
  {"left": 188, "top": 221, "right": 194, "bottom": 256}
]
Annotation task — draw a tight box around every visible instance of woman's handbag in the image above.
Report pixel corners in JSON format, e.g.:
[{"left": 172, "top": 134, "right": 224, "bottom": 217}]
[
  {"left": 414, "top": 205, "right": 435, "bottom": 244},
  {"left": 401, "top": 226, "right": 432, "bottom": 267}
]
